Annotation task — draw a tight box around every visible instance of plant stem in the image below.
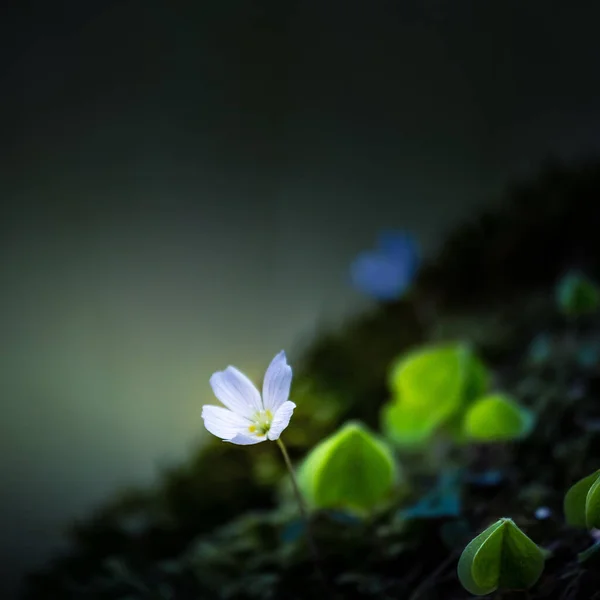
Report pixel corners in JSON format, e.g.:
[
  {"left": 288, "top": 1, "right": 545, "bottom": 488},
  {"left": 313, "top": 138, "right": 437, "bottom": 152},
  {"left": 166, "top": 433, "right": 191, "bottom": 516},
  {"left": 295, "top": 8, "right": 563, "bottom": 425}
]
[{"left": 276, "top": 438, "right": 329, "bottom": 587}]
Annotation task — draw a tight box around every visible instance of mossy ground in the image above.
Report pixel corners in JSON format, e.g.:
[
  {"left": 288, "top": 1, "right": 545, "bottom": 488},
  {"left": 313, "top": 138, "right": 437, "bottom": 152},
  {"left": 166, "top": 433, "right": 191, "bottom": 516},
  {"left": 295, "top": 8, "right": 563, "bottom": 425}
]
[{"left": 21, "top": 160, "right": 600, "bottom": 599}]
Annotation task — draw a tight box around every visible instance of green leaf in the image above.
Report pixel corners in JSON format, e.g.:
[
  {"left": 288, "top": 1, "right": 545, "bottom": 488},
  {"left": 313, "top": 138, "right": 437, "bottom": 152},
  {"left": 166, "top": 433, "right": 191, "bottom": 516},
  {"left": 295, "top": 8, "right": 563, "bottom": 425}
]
[
  {"left": 462, "top": 353, "right": 490, "bottom": 404},
  {"left": 564, "top": 470, "right": 600, "bottom": 528},
  {"left": 381, "top": 402, "right": 439, "bottom": 448},
  {"left": 458, "top": 518, "right": 545, "bottom": 596},
  {"left": 462, "top": 394, "right": 535, "bottom": 442},
  {"left": 556, "top": 271, "right": 600, "bottom": 317},
  {"left": 498, "top": 519, "right": 545, "bottom": 590},
  {"left": 384, "top": 342, "right": 489, "bottom": 446},
  {"left": 388, "top": 342, "right": 471, "bottom": 413},
  {"left": 457, "top": 519, "right": 505, "bottom": 595},
  {"left": 585, "top": 473, "right": 600, "bottom": 529},
  {"left": 298, "top": 421, "right": 398, "bottom": 514}
]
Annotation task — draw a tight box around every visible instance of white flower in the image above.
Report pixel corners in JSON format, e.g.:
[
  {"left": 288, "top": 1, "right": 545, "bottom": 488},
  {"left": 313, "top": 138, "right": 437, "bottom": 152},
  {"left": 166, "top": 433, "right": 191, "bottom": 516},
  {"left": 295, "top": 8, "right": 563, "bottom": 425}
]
[{"left": 202, "top": 350, "right": 296, "bottom": 445}]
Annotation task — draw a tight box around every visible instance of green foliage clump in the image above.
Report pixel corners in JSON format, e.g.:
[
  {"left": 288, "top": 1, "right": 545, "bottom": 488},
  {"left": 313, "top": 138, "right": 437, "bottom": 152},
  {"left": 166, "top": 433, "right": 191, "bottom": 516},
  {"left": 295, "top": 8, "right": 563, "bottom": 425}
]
[
  {"left": 381, "top": 342, "right": 489, "bottom": 447},
  {"left": 381, "top": 342, "right": 534, "bottom": 447}
]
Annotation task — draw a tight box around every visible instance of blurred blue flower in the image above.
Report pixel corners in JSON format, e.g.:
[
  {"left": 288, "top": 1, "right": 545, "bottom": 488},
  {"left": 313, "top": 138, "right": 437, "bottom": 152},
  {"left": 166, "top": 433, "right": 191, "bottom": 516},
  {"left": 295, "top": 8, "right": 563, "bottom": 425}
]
[{"left": 350, "top": 231, "right": 420, "bottom": 300}]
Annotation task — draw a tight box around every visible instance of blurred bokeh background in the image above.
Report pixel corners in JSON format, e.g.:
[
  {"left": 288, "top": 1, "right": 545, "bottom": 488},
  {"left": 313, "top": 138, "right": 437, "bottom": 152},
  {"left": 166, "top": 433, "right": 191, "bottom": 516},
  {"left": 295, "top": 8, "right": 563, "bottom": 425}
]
[{"left": 2, "top": 0, "right": 600, "bottom": 597}]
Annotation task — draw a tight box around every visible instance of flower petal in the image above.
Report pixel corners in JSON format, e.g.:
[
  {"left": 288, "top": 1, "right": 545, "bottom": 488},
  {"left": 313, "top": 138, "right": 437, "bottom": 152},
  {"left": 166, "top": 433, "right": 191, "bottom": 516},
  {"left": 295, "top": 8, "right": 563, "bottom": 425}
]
[
  {"left": 201, "top": 405, "right": 251, "bottom": 441},
  {"left": 267, "top": 401, "right": 296, "bottom": 441},
  {"left": 228, "top": 433, "right": 266, "bottom": 445},
  {"left": 262, "top": 350, "right": 292, "bottom": 412},
  {"left": 209, "top": 366, "right": 263, "bottom": 417}
]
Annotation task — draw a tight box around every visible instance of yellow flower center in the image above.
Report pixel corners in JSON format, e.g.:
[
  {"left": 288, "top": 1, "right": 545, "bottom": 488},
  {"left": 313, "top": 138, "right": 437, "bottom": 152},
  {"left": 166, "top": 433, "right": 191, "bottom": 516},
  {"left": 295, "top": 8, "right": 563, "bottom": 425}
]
[{"left": 248, "top": 409, "right": 274, "bottom": 436}]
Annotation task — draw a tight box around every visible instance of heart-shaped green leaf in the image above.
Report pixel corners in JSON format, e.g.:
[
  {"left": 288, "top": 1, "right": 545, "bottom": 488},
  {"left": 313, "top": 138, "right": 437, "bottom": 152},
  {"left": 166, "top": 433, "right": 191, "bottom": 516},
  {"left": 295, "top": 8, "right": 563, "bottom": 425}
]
[
  {"left": 389, "top": 342, "right": 479, "bottom": 413},
  {"left": 564, "top": 470, "right": 600, "bottom": 528},
  {"left": 298, "top": 421, "right": 399, "bottom": 514},
  {"left": 462, "top": 394, "right": 535, "bottom": 442},
  {"left": 458, "top": 518, "right": 545, "bottom": 596}
]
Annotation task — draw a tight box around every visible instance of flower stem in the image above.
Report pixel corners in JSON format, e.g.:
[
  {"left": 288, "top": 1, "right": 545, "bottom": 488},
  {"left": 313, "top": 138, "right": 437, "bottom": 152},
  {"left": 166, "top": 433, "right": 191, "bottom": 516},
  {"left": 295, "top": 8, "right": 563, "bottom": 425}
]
[{"left": 276, "top": 438, "right": 329, "bottom": 587}]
